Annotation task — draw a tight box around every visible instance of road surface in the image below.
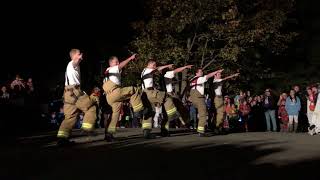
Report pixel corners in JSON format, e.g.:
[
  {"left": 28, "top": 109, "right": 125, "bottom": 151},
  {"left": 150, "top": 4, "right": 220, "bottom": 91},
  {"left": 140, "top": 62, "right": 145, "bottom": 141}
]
[{"left": 1, "top": 128, "right": 320, "bottom": 180}]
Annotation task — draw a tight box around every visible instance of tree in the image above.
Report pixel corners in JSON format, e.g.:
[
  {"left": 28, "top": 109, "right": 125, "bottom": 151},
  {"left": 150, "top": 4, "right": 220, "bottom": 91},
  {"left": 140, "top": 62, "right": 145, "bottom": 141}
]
[{"left": 129, "top": 0, "right": 299, "bottom": 94}]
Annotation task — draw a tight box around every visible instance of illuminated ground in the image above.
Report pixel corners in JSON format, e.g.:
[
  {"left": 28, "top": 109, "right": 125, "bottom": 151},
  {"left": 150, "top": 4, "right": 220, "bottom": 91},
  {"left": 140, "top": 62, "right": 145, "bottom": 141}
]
[{"left": 2, "top": 128, "right": 320, "bottom": 180}]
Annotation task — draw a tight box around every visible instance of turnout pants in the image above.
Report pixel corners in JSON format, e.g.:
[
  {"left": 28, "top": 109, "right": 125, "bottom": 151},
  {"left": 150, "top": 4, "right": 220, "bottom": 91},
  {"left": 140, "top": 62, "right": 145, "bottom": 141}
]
[
  {"left": 168, "top": 92, "right": 189, "bottom": 125},
  {"left": 214, "top": 96, "right": 225, "bottom": 128},
  {"left": 190, "top": 89, "right": 208, "bottom": 133},
  {"left": 144, "top": 89, "right": 178, "bottom": 131},
  {"left": 57, "top": 86, "right": 97, "bottom": 139},
  {"left": 103, "top": 80, "right": 144, "bottom": 134}
]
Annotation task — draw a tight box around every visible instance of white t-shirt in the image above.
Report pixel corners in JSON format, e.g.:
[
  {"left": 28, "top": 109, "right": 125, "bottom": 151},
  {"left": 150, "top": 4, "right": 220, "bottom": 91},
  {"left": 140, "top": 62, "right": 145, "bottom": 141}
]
[
  {"left": 141, "top": 68, "right": 155, "bottom": 89},
  {"left": 213, "top": 78, "right": 223, "bottom": 96},
  {"left": 190, "top": 76, "right": 208, "bottom": 95},
  {"left": 65, "top": 61, "right": 81, "bottom": 86},
  {"left": 164, "top": 70, "right": 175, "bottom": 93},
  {"left": 105, "top": 65, "right": 121, "bottom": 85}
]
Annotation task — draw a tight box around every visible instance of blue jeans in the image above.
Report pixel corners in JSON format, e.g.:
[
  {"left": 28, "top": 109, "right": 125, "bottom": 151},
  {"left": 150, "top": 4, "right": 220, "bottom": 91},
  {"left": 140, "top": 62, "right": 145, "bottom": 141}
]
[
  {"left": 265, "top": 110, "right": 277, "bottom": 131},
  {"left": 190, "top": 111, "right": 197, "bottom": 128}
]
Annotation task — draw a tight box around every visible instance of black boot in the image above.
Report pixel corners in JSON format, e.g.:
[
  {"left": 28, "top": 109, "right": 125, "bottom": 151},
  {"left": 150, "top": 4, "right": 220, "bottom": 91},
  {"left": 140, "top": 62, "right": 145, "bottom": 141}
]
[
  {"left": 160, "top": 128, "right": 170, "bottom": 137},
  {"left": 104, "top": 133, "right": 116, "bottom": 142},
  {"left": 199, "top": 132, "right": 212, "bottom": 137},
  {"left": 57, "top": 138, "right": 75, "bottom": 147},
  {"left": 80, "top": 129, "right": 98, "bottom": 137},
  {"left": 143, "top": 129, "right": 155, "bottom": 139},
  {"left": 288, "top": 124, "right": 293, "bottom": 132},
  {"left": 294, "top": 123, "right": 299, "bottom": 133}
]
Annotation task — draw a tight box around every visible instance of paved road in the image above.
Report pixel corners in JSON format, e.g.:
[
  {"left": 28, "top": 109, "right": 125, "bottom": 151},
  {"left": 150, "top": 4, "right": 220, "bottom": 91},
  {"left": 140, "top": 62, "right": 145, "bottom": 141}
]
[{"left": 1, "top": 128, "right": 320, "bottom": 180}]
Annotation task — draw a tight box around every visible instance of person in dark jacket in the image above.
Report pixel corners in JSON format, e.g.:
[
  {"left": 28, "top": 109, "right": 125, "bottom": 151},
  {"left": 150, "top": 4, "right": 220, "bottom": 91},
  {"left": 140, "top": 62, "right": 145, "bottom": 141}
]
[{"left": 263, "top": 89, "right": 277, "bottom": 132}]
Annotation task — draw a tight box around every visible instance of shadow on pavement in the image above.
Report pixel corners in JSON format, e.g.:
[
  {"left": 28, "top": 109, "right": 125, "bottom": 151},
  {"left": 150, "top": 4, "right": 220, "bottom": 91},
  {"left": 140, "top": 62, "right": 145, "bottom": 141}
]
[{"left": 1, "top": 131, "right": 320, "bottom": 180}]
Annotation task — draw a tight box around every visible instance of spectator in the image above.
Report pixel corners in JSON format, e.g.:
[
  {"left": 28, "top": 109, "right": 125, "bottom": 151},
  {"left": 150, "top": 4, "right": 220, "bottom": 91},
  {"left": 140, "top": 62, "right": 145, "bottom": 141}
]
[
  {"left": 263, "top": 89, "right": 277, "bottom": 132},
  {"left": 285, "top": 90, "right": 301, "bottom": 132},
  {"left": 56, "top": 106, "right": 64, "bottom": 126},
  {"left": 188, "top": 101, "right": 197, "bottom": 129},
  {"left": 311, "top": 85, "right": 319, "bottom": 100},
  {"left": 26, "top": 78, "right": 34, "bottom": 94},
  {"left": 1, "top": 86, "right": 10, "bottom": 100},
  {"left": 293, "top": 85, "right": 307, "bottom": 132},
  {"left": 239, "top": 99, "right": 251, "bottom": 132},
  {"left": 246, "top": 90, "right": 251, "bottom": 99},
  {"left": 255, "top": 95, "right": 266, "bottom": 131},
  {"left": 224, "top": 96, "right": 237, "bottom": 131},
  {"left": 90, "top": 87, "right": 101, "bottom": 128},
  {"left": 234, "top": 90, "right": 245, "bottom": 109},
  {"left": 308, "top": 86, "right": 320, "bottom": 135},
  {"left": 278, "top": 100, "right": 289, "bottom": 132},
  {"left": 10, "top": 74, "right": 25, "bottom": 91},
  {"left": 153, "top": 103, "right": 162, "bottom": 128},
  {"left": 307, "top": 87, "right": 316, "bottom": 126},
  {"left": 249, "top": 99, "right": 260, "bottom": 131},
  {"left": 277, "top": 93, "right": 288, "bottom": 106}
]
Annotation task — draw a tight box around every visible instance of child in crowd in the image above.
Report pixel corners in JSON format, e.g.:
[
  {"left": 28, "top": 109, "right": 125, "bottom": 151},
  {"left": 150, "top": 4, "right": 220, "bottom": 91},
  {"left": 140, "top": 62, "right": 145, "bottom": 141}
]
[
  {"left": 239, "top": 99, "right": 251, "bottom": 132},
  {"left": 278, "top": 100, "right": 289, "bottom": 132}
]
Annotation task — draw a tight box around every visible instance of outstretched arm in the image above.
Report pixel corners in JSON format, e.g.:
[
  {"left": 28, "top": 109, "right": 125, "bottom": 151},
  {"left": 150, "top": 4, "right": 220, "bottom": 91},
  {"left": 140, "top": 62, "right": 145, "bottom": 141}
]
[
  {"left": 157, "top": 64, "right": 174, "bottom": 71},
  {"left": 119, "top": 54, "right": 136, "bottom": 70},
  {"left": 222, "top": 73, "right": 240, "bottom": 81},
  {"left": 205, "top": 69, "right": 224, "bottom": 80},
  {"left": 173, "top": 65, "right": 193, "bottom": 74}
]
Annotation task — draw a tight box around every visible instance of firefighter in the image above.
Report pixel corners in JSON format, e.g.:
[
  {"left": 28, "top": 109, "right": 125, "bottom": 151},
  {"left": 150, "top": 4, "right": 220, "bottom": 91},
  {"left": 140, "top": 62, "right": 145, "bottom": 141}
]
[
  {"left": 163, "top": 65, "right": 193, "bottom": 126},
  {"left": 212, "top": 72, "right": 240, "bottom": 133},
  {"left": 57, "top": 49, "right": 97, "bottom": 146},
  {"left": 189, "top": 68, "right": 223, "bottom": 137},
  {"left": 141, "top": 60, "right": 179, "bottom": 137},
  {"left": 103, "top": 54, "right": 149, "bottom": 141}
]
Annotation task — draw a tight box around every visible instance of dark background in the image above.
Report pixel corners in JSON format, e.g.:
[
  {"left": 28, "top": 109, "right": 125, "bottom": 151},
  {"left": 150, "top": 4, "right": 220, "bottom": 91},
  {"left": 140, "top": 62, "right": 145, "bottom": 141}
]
[
  {"left": 0, "top": 0, "right": 319, "bottom": 89},
  {"left": 0, "top": 1, "right": 144, "bottom": 88}
]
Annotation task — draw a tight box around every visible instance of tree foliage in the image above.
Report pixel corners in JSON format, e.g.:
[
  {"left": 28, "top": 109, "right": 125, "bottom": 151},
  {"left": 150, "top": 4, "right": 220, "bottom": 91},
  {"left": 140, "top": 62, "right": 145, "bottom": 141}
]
[{"left": 128, "top": 0, "right": 299, "bottom": 92}]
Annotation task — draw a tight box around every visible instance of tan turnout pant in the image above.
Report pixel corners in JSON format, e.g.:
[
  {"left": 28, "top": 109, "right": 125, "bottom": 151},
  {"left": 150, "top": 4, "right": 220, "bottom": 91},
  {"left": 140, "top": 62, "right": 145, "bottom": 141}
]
[
  {"left": 214, "top": 96, "right": 225, "bottom": 128},
  {"left": 57, "top": 86, "right": 96, "bottom": 139},
  {"left": 103, "top": 80, "right": 144, "bottom": 134},
  {"left": 190, "top": 89, "right": 208, "bottom": 133},
  {"left": 144, "top": 89, "right": 178, "bottom": 130}
]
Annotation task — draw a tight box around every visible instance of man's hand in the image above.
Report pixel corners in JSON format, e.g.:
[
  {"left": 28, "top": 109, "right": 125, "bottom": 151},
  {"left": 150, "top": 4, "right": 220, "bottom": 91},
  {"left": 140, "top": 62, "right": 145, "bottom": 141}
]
[
  {"left": 128, "top": 54, "right": 137, "bottom": 61},
  {"left": 185, "top": 65, "right": 193, "bottom": 69}
]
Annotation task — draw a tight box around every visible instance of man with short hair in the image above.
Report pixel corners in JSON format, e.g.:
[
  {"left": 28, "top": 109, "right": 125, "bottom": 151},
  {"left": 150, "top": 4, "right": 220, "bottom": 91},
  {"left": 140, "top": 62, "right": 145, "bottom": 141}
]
[
  {"left": 163, "top": 65, "right": 193, "bottom": 126},
  {"left": 189, "top": 68, "right": 223, "bottom": 136},
  {"left": 141, "top": 60, "right": 178, "bottom": 137},
  {"left": 57, "top": 49, "right": 97, "bottom": 146},
  {"left": 103, "top": 54, "right": 146, "bottom": 141},
  {"left": 263, "top": 89, "right": 277, "bottom": 132},
  {"left": 213, "top": 71, "right": 239, "bottom": 133}
]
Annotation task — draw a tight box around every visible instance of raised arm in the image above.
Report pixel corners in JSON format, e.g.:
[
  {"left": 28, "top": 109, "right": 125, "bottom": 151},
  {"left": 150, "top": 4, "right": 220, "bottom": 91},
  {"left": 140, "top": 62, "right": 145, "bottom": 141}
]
[
  {"left": 173, "top": 65, "right": 193, "bottom": 74},
  {"left": 119, "top": 54, "right": 136, "bottom": 69},
  {"left": 157, "top": 64, "right": 174, "bottom": 71},
  {"left": 222, "top": 73, "right": 240, "bottom": 81},
  {"left": 205, "top": 69, "right": 224, "bottom": 80}
]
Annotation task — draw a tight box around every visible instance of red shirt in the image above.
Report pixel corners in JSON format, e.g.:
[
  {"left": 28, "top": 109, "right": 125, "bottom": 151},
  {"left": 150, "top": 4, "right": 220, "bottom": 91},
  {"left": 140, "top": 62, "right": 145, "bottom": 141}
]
[{"left": 239, "top": 104, "right": 251, "bottom": 116}]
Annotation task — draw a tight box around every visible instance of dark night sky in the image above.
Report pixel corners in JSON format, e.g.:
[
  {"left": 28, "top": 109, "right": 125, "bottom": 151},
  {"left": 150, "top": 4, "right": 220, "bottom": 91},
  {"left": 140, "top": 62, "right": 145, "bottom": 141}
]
[
  {"left": 1, "top": 0, "right": 318, "bottom": 87},
  {"left": 1, "top": 1, "right": 144, "bottom": 85}
]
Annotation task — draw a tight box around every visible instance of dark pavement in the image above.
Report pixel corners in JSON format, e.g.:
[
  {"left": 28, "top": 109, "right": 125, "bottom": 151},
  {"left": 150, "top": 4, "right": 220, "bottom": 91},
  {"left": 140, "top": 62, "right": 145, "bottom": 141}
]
[{"left": 1, "top": 128, "right": 320, "bottom": 180}]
